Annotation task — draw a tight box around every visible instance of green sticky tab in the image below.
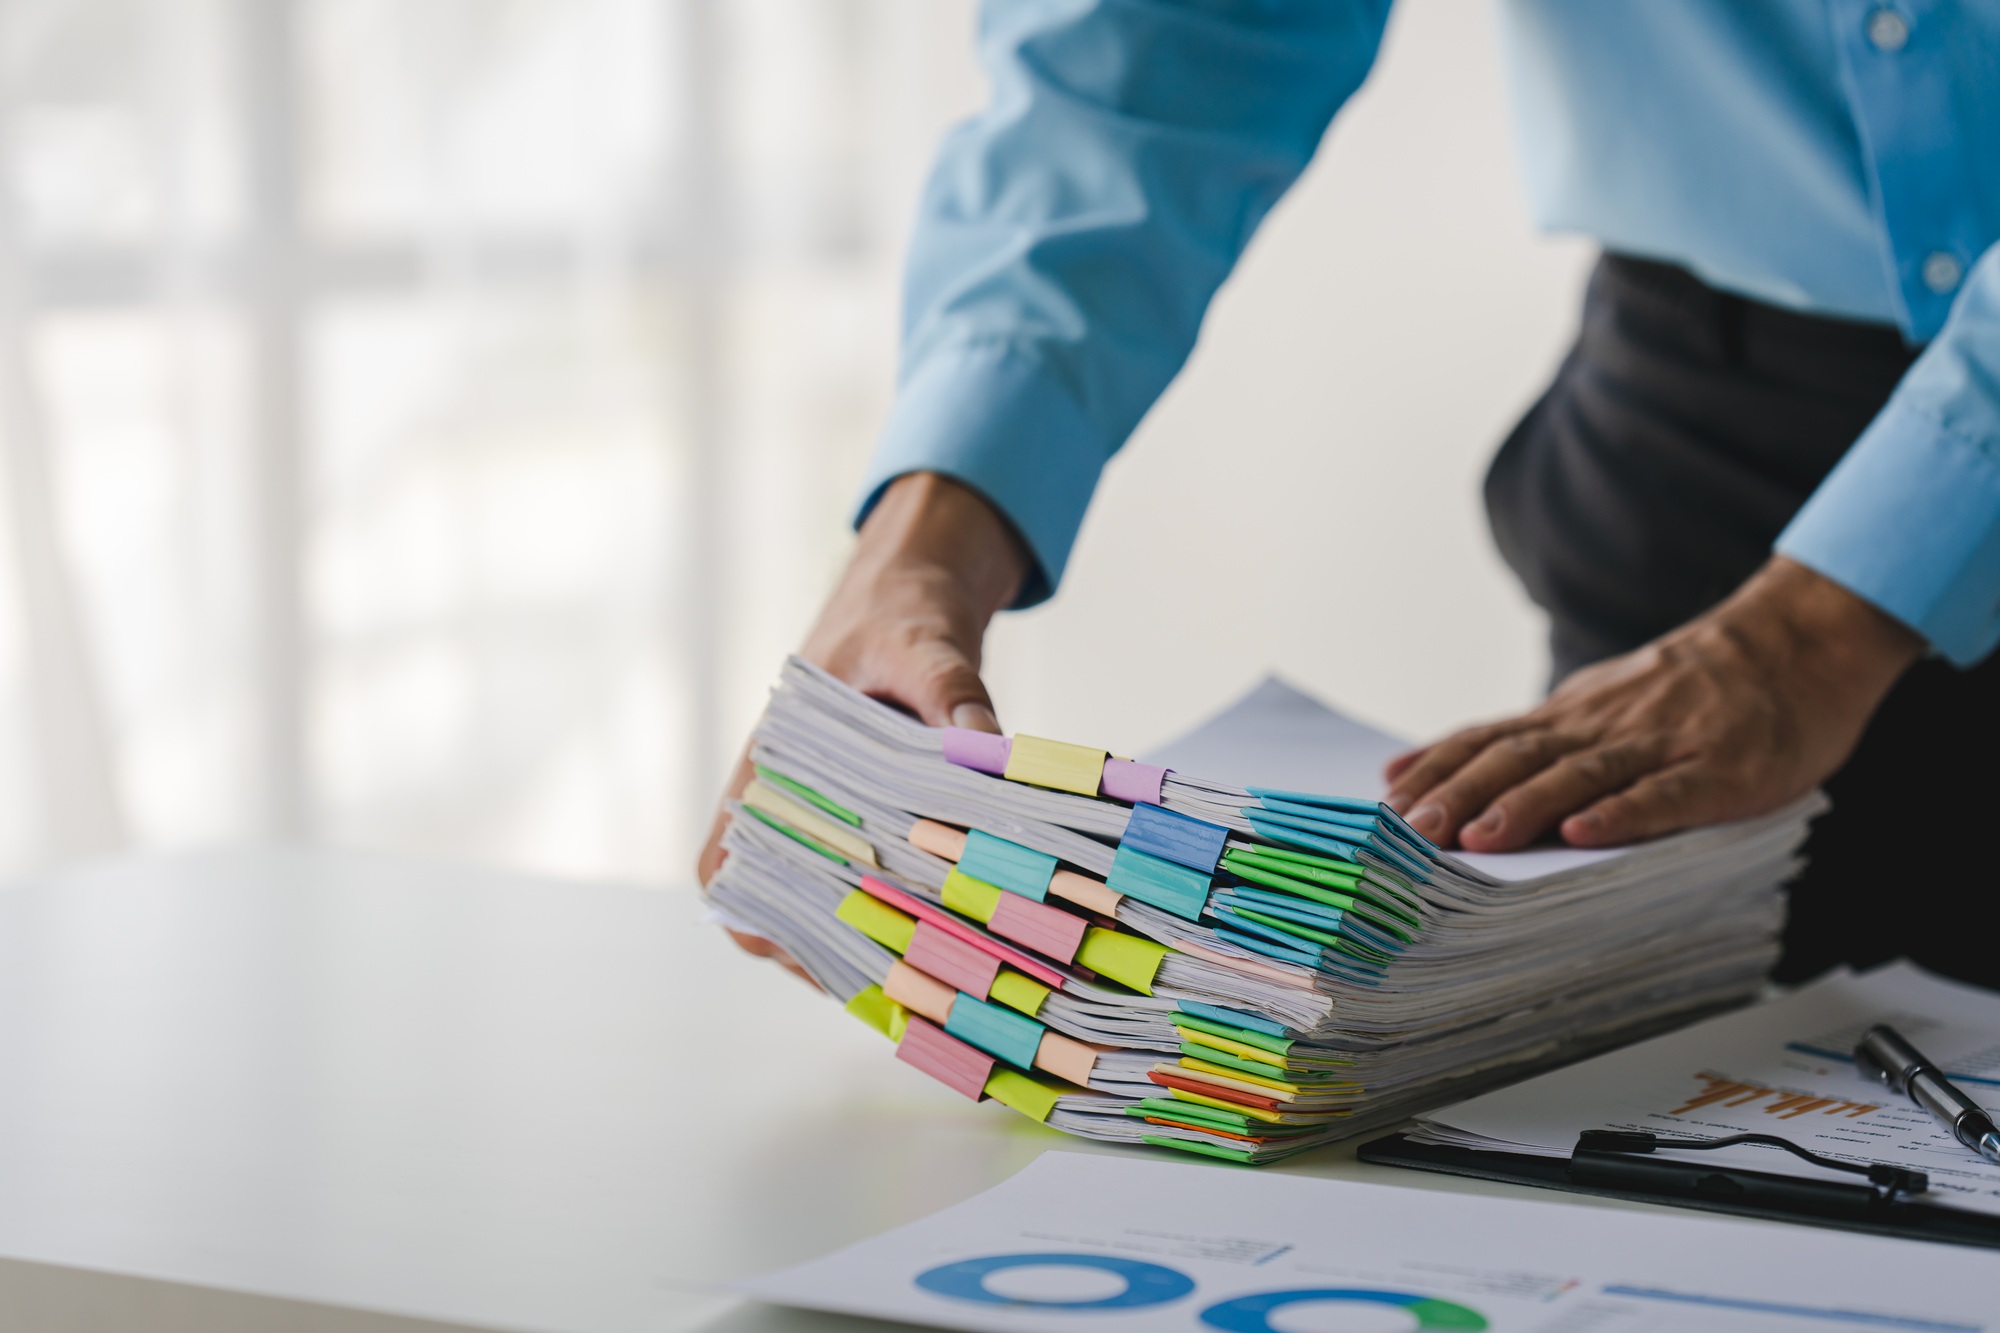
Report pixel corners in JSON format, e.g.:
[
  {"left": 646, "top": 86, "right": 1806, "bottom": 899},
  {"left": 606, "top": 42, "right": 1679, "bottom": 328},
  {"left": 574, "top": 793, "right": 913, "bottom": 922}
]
[
  {"left": 844, "top": 985, "right": 903, "bottom": 1039},
  {"left": 753, "top": 765, "right": 862, "bottom": 826},
  {"left": 1144, "top": 1135, "right": 1255, "bottom": 1164},
  {"left": 990, "top": 969, "right": 1051, "bottom": 1017},
  {"left": 1105, "top": 845, "right": 1212, "bottom": 921},
  {"left": 984, "top": 1067, "right": 1063, "bottom": 1122},
  {"left": 1180, "top": 1042, "right": 1290, "bottom": 1083},
  {"left": 743, "top": 804, "right": 847, "bottom": 864},
  {"left": 1075, "top": 926, "right": 1167, "bottom": 994},
  {"left": 1222, "top": 858, "right": 1357, "bottom": 911},
  {"left": 1171, "top": 1013, "right": 1294, "bottom": 1056},
  {"left": 835, "top": 890, "right": 915, "bottom": 953},
  {"left": 941, "top": 868, "right": 1004, "bottom": 923},
  {"left": 1131, "top": 1096, "right": 1252, "bottom": 1130},
  {"left": 959, "top": 829, "right": 1057, "bottom": 902}
]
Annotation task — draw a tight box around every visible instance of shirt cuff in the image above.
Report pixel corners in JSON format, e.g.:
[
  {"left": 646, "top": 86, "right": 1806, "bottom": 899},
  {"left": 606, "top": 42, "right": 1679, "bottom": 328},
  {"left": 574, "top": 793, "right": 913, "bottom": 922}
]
[
  {"left": 853, "top": 341, "right": 1112, "bottom": 608},
  {"left": 1777, "top": 399, "right": 2000, "bottom": 667}
]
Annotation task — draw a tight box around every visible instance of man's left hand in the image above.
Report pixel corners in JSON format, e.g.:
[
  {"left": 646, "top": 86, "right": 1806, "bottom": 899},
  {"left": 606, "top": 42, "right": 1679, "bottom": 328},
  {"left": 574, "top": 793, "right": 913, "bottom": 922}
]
[{"left": 1382, "top": 557, "right": 1924, "bottom": 852}]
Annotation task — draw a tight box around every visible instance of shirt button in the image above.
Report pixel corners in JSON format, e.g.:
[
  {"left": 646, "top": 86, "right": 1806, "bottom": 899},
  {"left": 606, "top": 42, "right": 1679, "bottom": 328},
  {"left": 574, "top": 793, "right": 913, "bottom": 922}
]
[
  {"left": 1867, "top": 7, "right": 1910, "bottom": 51},
  {"left": 1922, "top": 251, "right": 1963, "bottom": 294}
]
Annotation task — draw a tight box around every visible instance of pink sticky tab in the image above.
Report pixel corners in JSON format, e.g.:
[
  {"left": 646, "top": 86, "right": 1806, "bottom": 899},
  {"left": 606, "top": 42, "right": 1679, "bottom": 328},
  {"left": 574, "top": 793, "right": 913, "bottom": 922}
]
[
  {"left": 1101, "top": 759, "right": 1168, "bottom": 805},
  {"left": 941, "top": 728, "right": 1012, "bottom": 775},
  {"left": 896, "top": 1015, "right": 993, "bottom": 1100},
  {"left": 990, "top": 893, "right": 1088, "bottom": 965},
  {"left": 904, "top": 921, "right": 1002, "bottom": 999}
]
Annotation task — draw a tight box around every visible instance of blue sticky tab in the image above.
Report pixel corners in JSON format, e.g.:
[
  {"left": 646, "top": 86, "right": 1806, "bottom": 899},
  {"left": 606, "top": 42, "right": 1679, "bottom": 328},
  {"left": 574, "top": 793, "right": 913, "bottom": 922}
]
[
  {"left": 1247, "top": 788, "right": 1381, "bottom": 816},
  {"left": 1212, "top": 925, "right": 1322, "bottom": 968},
  {"left": 1121, "top": 803, "right": 1229, "bottom": 873},
  {"left": 1176, "top": 1001, "right": 1291, "bottom": 1038},
  {"left": 1253, "top": 796, "right": 1378, "bottom": 835},
  {"left": 1243, "top": 812, "right": 1361, "bottom": 860},
  {"left": 944, "top": 992, "right": 1045, "bottom": 1070},
  {"left": 1105, "top": 844, "right": 1213, "bottom": 921},
  {"left": 958, "top": 829, "right": 1057, "bottom": 902}
]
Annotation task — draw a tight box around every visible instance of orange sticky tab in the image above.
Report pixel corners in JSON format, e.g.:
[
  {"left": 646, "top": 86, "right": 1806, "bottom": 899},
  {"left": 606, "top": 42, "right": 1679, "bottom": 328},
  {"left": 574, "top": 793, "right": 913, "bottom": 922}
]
[
  {"left": 1049, "top": 869, "right": 1121, "bottom": 916},
  {"left": 883, "top": 960, "right": 956, "bottom": 1025},
  {"left": 908, "top": 819, "right": 968, "bottom": 861},
  {"left": 1034, "top": 1030, "right": 1102, "bottom": 1086},
  {"left": 1003, "top": 735, "right": 1107, "bottom": 796}
]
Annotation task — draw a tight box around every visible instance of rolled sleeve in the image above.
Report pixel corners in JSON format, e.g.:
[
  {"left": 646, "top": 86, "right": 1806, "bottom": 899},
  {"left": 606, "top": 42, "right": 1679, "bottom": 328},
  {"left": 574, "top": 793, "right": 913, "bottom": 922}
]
[
  {"left": 853, "top": 341, "right": 1105, "bottom": 607},
  {"left": 1778, "top": 243, "right": 2000, "bottom": 666}
]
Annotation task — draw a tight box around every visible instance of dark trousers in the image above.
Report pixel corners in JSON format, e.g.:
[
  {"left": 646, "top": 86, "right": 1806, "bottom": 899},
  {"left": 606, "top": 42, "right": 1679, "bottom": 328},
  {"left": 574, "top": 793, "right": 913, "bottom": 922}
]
[{"left": 1485, "top": 253, "right": 1996, "bottom": 989}]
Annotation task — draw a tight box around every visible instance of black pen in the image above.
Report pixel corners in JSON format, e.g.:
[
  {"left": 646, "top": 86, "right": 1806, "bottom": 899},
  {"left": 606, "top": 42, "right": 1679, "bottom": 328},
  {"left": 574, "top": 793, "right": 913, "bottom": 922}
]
[{"left": 1855, "top": 1024, "right": 2000, "bottom": 1166}]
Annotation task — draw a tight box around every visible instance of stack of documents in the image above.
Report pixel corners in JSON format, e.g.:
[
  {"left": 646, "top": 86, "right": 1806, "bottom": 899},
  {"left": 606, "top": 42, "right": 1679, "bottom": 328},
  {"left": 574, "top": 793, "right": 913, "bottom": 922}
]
[{"left": 707, "top": 657, "right": 1818, "bottom": 1163}]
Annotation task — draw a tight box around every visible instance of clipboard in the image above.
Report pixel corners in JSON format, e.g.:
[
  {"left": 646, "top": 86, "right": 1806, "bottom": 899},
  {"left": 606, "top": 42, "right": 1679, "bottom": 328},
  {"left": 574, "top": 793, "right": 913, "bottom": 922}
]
[{"left": 1358, "top": 1131, "right": 2000, "bottom": 1251}]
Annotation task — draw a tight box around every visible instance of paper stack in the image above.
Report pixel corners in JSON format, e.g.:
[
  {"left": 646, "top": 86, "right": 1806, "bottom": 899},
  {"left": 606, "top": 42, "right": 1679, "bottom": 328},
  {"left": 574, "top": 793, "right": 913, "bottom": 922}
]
[{"left": 706, "top": 657, "right": 1819, "bottom": 1163}]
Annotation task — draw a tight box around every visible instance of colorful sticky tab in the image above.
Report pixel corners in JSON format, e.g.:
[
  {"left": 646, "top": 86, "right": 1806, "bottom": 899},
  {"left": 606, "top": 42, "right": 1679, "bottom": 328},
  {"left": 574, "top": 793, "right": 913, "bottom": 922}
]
[
  {"left": 835, "top": 890, "right": 915, "bottom": 953},
  {"left": 1120, "top": 803, "right": 1229, "bottom": 874},
  {"left": 1048, "top": 869, "right": 1122, "bottom": 916},
  {"left": 990, "top": 891, "right": 1088, "bottom": 963},
  {"left": 844, "top": 985, "right": 903, "bottom": 1039},
  {"left": 896, "top": 1015, "right": 993, "bottom": 1100},
  {"left": 1106, "top": 844, "right": 1212, "bottom": 921},
  {"left": 940, "top": 728, "right": 1011, "bottom": 775},
  {"left": 904, "top": 920, "right": 1002, "bottom": 999},
  {"left": 982, "top": 1067, "right": 1063, "bottom": 1122},
  {"left": 945, "top": 992, "right": 1045, "bottom": 1070},
  {"left": 1074, "top": 926, "right": 1168, "bottom": 994},
  {"left": 1177, "top": 1000, "right": 1292, "bottom": 1040},
  {"left": 753, "top": 764, "right": 861, "bottom": 826},
  {"left": 958, "top": 829, "right": 1057, "bottom": 901},
  {"left": 988, "top": 969, "right": 1051, "bottom": 1017},
  {"left": 940, "top": 868, "right": 1004, "bottom": 923},
  {"left": 883, "top": 960, "right": 957, "bottom": 1024},
  {"left": 858, "top": 876, "right": 1067, "bottom": 988},
  {"left": 1004, "top": 735, "right": 1107, "bottom": 796},
  {"left": 1034, "top": 1029, "right": 1100, "bottom": 1085},
  {"left": 1100, "top": 757, "right": 1168, "bottom": 805},
  {"left": 907, "top": 818, "right": 968, "bottom": 862},
  {"left": 742, "top": 780, "right": 878, "bottom": 867}
]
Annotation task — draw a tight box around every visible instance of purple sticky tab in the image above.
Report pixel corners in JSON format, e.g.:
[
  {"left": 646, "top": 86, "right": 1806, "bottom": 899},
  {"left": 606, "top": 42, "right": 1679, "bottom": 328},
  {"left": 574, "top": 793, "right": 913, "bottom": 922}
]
[
  {"left": 942, "top": 727, "right": 1012, "bottom": 775},
  {"left": 1101, "top": 759, "right": 1167, "bottom": 806}
]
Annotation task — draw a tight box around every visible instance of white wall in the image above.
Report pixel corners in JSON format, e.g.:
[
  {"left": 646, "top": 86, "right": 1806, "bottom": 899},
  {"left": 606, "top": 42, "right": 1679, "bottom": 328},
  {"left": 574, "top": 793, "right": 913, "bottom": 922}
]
[{"left": 975, "top": 0, "right": 1596, "bottom": 760}]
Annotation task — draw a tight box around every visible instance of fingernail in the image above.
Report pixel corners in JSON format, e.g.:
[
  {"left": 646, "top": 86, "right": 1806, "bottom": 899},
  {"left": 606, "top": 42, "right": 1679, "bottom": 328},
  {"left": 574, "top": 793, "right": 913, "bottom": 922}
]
[
  {"left": 1568, "top": 812, "right": 1602, "bottom": 839},
  {"left": 1407, "top": 803, "right": 1445, "bottom": 838},
  {"left": 951, "top": 702, "right": 1000, "bottom": 733},
  {"left": 1465, "top": 809, "right": 1504, "bottom": 839}
]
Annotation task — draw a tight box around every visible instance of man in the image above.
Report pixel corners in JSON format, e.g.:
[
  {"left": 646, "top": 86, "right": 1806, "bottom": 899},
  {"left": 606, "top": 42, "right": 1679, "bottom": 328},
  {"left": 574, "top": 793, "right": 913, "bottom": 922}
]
[{"left": 702, "top": 2, "right": 2000, "bottom": 988}]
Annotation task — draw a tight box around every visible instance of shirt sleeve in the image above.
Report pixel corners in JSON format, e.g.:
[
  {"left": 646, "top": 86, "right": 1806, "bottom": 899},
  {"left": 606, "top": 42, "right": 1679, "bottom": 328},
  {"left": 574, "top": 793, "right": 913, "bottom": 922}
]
[
  {"left": 1778, "top": 239, "right": 2000, "bottom": 667},
  {"left": 855, "top": 0, "right": 1395, "bottom": 605}
]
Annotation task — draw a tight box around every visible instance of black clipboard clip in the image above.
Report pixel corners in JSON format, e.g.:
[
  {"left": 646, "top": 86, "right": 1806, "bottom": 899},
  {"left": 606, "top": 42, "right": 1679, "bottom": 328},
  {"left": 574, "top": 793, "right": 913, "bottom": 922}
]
[{"left": 1570, "top": 1129, "right": 1929, "bottom": 1217}]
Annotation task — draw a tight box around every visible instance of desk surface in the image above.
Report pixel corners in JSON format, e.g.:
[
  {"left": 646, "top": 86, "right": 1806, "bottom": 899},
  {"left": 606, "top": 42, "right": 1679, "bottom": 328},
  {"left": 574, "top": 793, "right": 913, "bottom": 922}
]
[{"left": 0, "top": 846, "right": 1772, "bottom": 1333}]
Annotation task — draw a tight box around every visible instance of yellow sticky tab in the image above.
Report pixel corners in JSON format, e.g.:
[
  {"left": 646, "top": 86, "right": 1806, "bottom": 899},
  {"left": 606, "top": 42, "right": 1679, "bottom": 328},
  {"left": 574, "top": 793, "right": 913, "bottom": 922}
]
[
  {"left": 844, "top": 985, "right": 904, "bottom": 1040},
  {"left": 1179, "top": 1056, "right": 1302, "bottom": 1095},
  {"left": 836, "top": 891, "right": 915, "bottom": 953},
  {"left": 889, "top": 1003, "right": 910, "bottom": 1042},
  {"left": 1003, "top": 735, "right": 1107, "bottom": 796},
  {"left": 983, "top": 1067, "right": 1063, "bottom": 1122},
  {"left": 941, "top": 868, "right": 1004, "bottom": 922},
  {"left": 743, "top": 780, "right": 878, "bottom": 867},
  {"left": 1170, "top": 1087, "right": 1286, "bottom": 1124},
  {"left": 990, "top": 969, "right": 1050, "bottom": 1017},
  {"left": 1174, "top": 1027, "right": 1295, "bottom": 1070},
  {"left": 1075, "top": 926, "right": 1167, "bottom": 995}
]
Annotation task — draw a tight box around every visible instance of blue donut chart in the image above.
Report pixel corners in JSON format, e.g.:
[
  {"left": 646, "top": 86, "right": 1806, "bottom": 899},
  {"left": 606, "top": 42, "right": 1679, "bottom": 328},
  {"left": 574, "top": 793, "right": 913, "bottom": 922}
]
[
  {"left": 914, "top": 1252, "right": 1196, "bottom": 1310},
  {"left": 1200, "top": 1287, "right": 1489, "bottom": 1332}
]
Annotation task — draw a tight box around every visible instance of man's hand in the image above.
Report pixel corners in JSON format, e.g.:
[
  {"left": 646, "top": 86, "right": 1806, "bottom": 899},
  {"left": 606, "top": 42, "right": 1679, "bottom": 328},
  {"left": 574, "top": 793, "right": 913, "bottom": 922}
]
[
  {"left": 1383, "top": 557, "right": 1923, "bottom": 852},
  {"left": 697, "top": 472, "right": 1030, "bottom": 978}
]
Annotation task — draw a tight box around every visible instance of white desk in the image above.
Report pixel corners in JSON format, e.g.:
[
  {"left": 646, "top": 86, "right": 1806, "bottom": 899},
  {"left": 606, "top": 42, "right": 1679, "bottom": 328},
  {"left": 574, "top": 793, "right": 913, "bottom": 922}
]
[{"left": 0, "top": 846, "right": 1727, "bottom": 1333}]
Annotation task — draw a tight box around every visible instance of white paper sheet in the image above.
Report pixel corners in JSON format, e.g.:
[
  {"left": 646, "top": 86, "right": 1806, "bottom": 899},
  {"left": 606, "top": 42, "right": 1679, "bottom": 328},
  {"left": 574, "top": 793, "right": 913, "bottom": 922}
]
[
  {"left": 1415, "top": 961, "right": 2000, "bottom": 1216},
  {"left": 738, "top": 1151, "right": 1999, "bottom": 1332},
  {"left": 1144, "top": 676, "right": 1628, "bottom": 882}
]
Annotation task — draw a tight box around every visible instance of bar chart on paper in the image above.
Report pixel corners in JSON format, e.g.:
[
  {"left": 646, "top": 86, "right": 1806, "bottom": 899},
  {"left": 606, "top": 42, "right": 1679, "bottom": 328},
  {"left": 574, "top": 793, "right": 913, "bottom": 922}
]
[{"left": 738, "top": 1154, "right": 2000, "bottom": 1333}]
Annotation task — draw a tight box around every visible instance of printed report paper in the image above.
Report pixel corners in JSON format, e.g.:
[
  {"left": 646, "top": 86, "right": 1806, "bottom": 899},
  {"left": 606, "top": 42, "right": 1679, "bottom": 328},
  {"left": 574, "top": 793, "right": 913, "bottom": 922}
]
[
  {"left": 1412, "top": 960, "right": 2000, "bottom": 1215},
  {"left": 738, "top": 1151, "right": 1998, "bottom": 1332}
]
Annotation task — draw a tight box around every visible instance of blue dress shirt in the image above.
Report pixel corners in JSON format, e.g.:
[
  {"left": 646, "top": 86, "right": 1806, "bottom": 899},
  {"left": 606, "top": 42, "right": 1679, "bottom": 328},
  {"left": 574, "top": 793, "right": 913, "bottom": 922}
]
[{"left": 855, "top": 0, "right": 2000, "bottom": 665}]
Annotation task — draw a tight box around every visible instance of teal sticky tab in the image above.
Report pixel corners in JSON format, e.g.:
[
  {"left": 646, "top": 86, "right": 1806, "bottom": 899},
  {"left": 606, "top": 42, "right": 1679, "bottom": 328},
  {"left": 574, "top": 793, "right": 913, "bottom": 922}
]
[
  {"left": 1253, "top": 795, "right": 1380, "bottom": 835},
  {"left": 1243, "top": 811, "right": 1361, "bottom": 860},
  {"left": 1177, "top": 1001, "right": 1292, "bottom": 1039},
  {"left": 944, "top": 992, "right": 1045, "bottom": 1070},
  {"left": 1246, "top": 788, "right": 1381, "bottom": 817},
  {"left": 958, "top": 829, "right": 1056, "bottom": 903},
  {"left": 1106, "top": 844, "right": 1212, "bottom": 921}
]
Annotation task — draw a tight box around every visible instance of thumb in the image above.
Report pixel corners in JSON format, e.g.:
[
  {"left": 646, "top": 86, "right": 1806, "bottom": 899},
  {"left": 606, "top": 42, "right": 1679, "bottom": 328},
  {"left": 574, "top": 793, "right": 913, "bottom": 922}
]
[{"left": 899, "top": 642, "right": 1002, "bottom": 733}]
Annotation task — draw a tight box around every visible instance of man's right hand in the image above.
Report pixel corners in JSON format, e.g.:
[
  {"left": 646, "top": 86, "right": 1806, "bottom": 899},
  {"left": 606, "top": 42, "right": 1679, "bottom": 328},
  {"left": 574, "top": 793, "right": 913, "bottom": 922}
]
[{"left": 695, "top": 472, "right": 1031, "bottom": 978}]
